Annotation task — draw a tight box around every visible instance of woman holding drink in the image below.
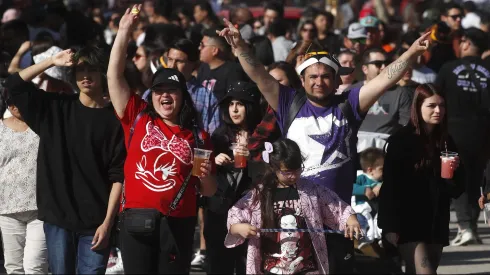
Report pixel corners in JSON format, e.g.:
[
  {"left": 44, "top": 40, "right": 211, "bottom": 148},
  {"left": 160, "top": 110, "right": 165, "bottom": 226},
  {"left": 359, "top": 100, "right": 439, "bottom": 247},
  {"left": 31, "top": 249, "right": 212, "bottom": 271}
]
[
  {"left": 378, "top": 83, "right": 465, "bottom": 274},
  {"left": 107, "top": 5, "right": 217, "bottom": 273},
  {"left": 204, "top": 81, "right": 262, "bottom": 274}
]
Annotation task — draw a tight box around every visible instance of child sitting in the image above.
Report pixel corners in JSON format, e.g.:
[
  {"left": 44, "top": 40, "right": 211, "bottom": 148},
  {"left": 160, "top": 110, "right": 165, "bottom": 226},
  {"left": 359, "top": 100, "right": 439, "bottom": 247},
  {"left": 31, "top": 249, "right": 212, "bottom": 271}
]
[{"left": 353, "top": 148, "right": 384, "bottom": 245}]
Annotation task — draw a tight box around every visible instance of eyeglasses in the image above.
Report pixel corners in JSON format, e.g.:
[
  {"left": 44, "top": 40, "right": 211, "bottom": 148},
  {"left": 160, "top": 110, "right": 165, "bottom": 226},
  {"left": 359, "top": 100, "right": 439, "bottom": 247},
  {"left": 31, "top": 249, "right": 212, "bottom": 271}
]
[
  {"left": 365, "top": 60, "right": 388, "bottom": 68},
  {"left": 351, "top": 38, "right": 367, "bottom": 45},
  {"left": 277, "top": 167, "right": 304, "bottom": 178},
  {"left": 449, "top": 14, "right": 462, "bottom": 20},
  {"left": 134, "top": 53, "right": 146, "bottom": 60}
]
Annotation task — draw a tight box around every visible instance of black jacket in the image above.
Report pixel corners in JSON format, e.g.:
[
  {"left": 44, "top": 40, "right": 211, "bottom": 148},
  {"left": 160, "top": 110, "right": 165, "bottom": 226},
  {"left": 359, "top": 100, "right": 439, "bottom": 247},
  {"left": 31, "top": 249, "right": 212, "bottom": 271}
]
[
  {"left": 378, "top": 125, "right": 465, "bottom": 245},
  {"left": 207, "top": 126, "right": 252, "bottom": 214}
]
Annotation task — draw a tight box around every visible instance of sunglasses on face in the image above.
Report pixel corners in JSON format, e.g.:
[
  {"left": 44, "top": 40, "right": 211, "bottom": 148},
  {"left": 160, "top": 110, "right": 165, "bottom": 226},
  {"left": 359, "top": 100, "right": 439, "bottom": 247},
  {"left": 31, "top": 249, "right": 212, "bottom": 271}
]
[
  {"left": 304, "top": 51, "right": 329, "bottom": 59},
  {"left": 365, "top": 60, "right": 388, "bottom": 68},
  {"left": 351, "top": 38, "right": 366, "bottom": 45},
  {"left": 134, "top": 53, "right": 146, "bottom": 60},
  {"left": 302, "top": 28, "right": 315, "bottom": 33},
  {"left": 449, "top": 14, "right": 462, "bottom": 20}
]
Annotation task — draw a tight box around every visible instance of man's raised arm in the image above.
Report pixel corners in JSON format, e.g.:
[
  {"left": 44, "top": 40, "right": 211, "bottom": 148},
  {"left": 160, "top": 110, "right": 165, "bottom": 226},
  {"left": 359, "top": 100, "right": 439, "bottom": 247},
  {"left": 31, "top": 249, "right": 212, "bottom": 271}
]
[
  {"left": 359, "top": 32, "right": 431, "bottom": 114},
  {"left": 217, "top": 19, "right": 280, "bottom": 110}
]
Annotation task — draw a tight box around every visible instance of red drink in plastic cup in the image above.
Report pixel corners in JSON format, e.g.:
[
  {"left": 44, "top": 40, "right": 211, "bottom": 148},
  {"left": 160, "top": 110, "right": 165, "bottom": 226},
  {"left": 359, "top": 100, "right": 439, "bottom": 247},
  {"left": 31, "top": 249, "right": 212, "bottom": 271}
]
[
  {"left": 234, "top": 154, "right": 247, "bottom": 168},
  {"left": 440, "top": 151, "right": 458, "bottom": 179}
]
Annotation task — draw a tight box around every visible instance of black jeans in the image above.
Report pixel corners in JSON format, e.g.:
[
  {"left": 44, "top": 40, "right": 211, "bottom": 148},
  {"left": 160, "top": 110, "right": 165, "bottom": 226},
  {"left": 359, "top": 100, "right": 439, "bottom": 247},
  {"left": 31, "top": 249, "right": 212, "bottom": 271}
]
[
  {"left": 203, "top": 209, "right": 247, "bottom": 274},
  {"left": 453, "top": 155, "right": 486, "bottom": 232},
  {"left": 326, "top": 233, "right": 355, "bottom": 274},
  {"left": 120, "top": 215, "right": 196, "bottom": 274}
]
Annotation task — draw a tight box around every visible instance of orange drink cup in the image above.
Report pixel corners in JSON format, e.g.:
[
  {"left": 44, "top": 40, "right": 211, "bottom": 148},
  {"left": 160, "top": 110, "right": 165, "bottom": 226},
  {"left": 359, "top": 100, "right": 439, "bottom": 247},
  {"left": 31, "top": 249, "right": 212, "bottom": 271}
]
[{"left": 192, "top": 148, "right": 212, "bottom": 177}]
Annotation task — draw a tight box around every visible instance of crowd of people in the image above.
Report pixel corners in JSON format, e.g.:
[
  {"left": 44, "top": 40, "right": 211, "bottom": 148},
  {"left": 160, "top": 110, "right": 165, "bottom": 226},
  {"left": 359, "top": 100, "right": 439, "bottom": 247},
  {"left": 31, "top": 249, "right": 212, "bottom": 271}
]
[{"left": 0, "top": 0, "right": 489, "bottom": 274}]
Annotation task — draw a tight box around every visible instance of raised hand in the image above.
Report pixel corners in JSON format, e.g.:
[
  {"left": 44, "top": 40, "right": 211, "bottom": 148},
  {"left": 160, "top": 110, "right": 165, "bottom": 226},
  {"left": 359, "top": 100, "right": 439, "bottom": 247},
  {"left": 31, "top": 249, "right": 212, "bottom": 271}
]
[
  {"left": 408, "top": 32, "right": 431, "bottom": 56},
  {"left": 216, "top": 18, "right": 245, "bottom": 49},
  {"left": 119, "top": 4, "right": 142, "bottom": 31},
  {"left": 51, "top": 49, "right": 74, "bottom": 67}
]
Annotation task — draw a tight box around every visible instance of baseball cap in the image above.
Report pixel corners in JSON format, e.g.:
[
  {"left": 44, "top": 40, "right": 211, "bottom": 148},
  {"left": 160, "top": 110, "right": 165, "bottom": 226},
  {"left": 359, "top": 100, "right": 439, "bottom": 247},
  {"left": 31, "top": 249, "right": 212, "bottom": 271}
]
[
  {"left": 220, "top": 81, "right": 261, "bottom": 105},
  {"left": 151, "top": 68, "right": 187, "bottom": 91},
  {"left": 463, "top": 27, "right": 489, "bottom": 53},
  {"left": 347, "top": 23, "right": 367, "bottom": 40},
  {"left": 360, "top": 16, "right": 380, "bottom": 28},
  {"left": 296, "top": 52, "right": 354, "bottom": 76}
]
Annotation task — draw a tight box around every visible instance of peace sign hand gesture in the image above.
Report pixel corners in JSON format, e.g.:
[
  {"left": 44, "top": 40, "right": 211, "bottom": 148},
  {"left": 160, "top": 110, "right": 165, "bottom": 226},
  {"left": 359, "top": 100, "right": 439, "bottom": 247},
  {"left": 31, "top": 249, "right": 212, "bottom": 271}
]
[
  {"left": 216, "top": 18, "right": 246, "bottom": 49},
  {"left": 119, "top": 4, "right": 142, "bottom": 31}
]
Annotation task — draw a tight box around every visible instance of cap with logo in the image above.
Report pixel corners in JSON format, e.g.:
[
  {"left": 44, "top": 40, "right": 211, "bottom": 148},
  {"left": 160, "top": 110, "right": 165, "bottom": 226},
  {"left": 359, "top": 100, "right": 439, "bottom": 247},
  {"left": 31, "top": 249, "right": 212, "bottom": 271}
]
[
  {"left": 151, "top": 68, "right": 187, "bottom": 92},
  {"left": 347, "top": 23, "right": 367, "bottom": 40},
  {"left": 296, "top": 52, "right": 354, "bottom": 76},
  {"left": 360, "top": 16, "right": 380, "bottom": 28}
]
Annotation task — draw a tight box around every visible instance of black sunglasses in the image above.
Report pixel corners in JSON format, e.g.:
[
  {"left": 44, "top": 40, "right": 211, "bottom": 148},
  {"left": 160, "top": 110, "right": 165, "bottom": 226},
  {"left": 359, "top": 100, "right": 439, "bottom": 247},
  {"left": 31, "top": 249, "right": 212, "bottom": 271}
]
[
  {"left": 365, "top": 60, "right": 388, "bottom": 68},
  {"left": 449, "top": 14, "right": 462, "bottom": 20}
]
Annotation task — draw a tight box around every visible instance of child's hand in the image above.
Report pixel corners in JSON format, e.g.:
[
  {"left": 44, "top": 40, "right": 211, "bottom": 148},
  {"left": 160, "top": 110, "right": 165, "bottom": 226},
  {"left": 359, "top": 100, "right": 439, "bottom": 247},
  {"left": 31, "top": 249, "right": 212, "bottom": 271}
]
[
  {"left": 364, "top": 187, "right": 375, "bottom": 200},
  {"left": 345, "top": 214, "right": 363, "bottom": 240},
  {"left": 230, "top": 223, "right": 258, "bottom": 239},
  {"left": 372, "top": 185, "right": 381, "bottom": 197}
]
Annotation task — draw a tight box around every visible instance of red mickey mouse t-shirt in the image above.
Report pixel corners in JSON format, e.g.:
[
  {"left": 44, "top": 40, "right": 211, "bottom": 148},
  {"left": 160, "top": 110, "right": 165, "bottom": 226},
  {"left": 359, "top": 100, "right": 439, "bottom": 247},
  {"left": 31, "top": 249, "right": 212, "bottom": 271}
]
[{"left": 118, "top": 94, "right": 215, "bottom": 217}]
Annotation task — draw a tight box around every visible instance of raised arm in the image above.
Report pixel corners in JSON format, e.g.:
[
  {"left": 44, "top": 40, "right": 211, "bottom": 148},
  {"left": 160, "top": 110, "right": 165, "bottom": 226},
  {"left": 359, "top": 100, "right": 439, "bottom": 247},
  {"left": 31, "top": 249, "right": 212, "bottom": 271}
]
[
  {"left": 19, "top": 49, "right": 73, "bottom": 82},
  {"left": 107, "top": 4, "right": 141, "bottom": 118},
  {"left": 8, "top": 41, "right": 31, "bottom": 74},
  {"left": 359, "top": 32, "right": 431, "bottom": 113},
  {"left": 217, "top": 19, "right": 280, "bottom": 110}
]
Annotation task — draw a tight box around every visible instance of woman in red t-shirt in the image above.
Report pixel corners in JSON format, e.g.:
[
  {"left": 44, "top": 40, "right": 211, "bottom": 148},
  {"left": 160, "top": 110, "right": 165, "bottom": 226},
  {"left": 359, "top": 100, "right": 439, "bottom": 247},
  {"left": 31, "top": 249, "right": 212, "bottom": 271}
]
[{"left": 107, "top": 5, "right": 217, "bottom": 274}]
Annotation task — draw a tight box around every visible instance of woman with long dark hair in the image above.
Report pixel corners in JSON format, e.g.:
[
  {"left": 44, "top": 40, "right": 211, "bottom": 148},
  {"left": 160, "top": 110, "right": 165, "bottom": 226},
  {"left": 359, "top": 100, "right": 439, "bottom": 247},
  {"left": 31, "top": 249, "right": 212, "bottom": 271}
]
[
  {"left": 107, "top": 5, "right": 217, "bottom": 273},
  {"left": 378, "top": 83, "right": 465, "bottom": 274},
  {"left": 204, "top": 81, "right": 262, "bottom": 274}
]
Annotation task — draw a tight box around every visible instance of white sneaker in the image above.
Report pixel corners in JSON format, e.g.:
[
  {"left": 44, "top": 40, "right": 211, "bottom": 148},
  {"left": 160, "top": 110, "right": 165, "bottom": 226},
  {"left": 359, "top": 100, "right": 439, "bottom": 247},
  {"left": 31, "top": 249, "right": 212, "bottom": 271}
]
[
  {"left": 450, "top": 229, "right": 476, "bottom": 246},
  {"left": 191, "top": 251, "right": 206, "bottom": 267},
  {"left": 106, "top": 248, "right": 124, "bottom": 274}
]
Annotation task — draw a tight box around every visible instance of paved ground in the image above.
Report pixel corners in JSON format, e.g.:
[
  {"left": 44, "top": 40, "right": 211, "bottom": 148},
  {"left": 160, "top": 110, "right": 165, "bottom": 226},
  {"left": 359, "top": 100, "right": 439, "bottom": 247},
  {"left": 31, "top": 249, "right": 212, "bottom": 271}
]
[{"left": 438, "top": 211, "right": 490, "bottom": 275}]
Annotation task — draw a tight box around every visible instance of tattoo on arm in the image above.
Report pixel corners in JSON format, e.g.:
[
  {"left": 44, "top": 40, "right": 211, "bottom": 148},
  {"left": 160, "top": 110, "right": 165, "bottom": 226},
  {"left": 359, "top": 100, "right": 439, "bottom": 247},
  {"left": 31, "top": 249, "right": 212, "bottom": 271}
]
[
  {"left": 387, "top": 60, "right": 409, "bottom": 80},
  {"left": 239, "top": 51, "right": 260, "bottom": 68},
  {"left": 421, "top": 256, "right": 429, "bottom": 268}
]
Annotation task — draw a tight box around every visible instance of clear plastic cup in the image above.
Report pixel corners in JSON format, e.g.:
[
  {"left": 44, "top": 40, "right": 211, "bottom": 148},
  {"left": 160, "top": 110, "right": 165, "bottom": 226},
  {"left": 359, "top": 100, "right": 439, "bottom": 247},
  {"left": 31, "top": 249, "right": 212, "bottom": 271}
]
[
  {"left": 484, "top": 203, "right": 490, "bottom": 225},
  {"left": 192, "top": 148, "right": 212, "bottom": 177},
  {"left": 440, "top": 151, "right": 458, "bottom": 179}
]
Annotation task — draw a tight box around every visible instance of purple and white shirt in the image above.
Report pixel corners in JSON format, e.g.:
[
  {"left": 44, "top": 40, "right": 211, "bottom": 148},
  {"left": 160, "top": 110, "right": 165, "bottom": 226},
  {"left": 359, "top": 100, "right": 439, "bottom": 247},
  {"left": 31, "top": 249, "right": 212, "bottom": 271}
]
[{"left": 275, "top": 85, "right": 364, "bottom": 202}]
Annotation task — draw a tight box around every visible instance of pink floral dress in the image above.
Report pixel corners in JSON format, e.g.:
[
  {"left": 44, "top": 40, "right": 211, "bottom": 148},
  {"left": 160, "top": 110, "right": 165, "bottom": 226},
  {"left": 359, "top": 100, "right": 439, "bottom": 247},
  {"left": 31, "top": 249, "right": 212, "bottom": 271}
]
[{"left": 224, "top": 179, "right": 355, "bottom": 274}]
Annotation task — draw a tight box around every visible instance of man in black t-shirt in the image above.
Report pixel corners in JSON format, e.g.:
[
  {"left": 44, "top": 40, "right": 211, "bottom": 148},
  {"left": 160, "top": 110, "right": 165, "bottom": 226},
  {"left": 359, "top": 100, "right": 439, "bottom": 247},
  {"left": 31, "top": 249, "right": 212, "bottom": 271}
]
[
  {"left": 197, "top": 28, "right": 247, "bottom": 101},
  {"left": 6, "top": 46, "right": 125, "bottom": 274},
  {"left": 436, "top": 27, "right": 490, "bottom": 246}
]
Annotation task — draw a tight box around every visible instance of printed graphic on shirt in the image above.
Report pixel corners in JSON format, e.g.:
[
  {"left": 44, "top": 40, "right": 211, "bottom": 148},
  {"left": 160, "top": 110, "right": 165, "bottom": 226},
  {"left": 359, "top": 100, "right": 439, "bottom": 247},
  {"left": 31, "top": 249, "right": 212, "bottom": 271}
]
[
  {"left": 452, "top": 63, "right": 490, "bottom": 92},
  {"left": 262, "top": 193, "right": 317, "bottom": 274},
  {"left": 287, "top": 113, "right": 352, "bottom": 178},
  {"left": 367, "top": 101, "right": 388, "bottom": 115},
  {"left": 202, "top": 79, "right": 217, "bottom": 93},
  {"left": 135, "top": 121, "right": 192, "bottom": 192}
]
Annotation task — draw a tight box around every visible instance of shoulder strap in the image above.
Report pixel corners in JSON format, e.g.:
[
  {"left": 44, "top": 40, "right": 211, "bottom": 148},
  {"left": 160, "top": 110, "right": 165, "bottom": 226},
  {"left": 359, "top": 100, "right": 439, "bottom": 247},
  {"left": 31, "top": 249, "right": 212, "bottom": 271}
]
[
  {"left": 128, "top": 111, "right": 144, "bottom": 147},
  {"left": 166, "top": 124, "right": 202, "bottom": 216},
  {"left": 283, "top": 91, "right": 307, "bottom": 137},
  {"left": 338, "top": 97, "right": 356, "bottom": 128}
]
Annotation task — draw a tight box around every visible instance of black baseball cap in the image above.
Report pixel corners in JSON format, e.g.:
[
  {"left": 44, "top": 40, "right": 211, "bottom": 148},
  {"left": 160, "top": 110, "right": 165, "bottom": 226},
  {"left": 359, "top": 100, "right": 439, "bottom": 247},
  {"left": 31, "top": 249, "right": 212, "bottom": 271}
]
[
  {"left": 219, "top": 81, "right": 261, "bottom": 105},
  {"left": 463, "top": 27, "right": 489, "bottom": 53},
  {"left": 151, "top": 68, "right": 187, "bottom": 91}
]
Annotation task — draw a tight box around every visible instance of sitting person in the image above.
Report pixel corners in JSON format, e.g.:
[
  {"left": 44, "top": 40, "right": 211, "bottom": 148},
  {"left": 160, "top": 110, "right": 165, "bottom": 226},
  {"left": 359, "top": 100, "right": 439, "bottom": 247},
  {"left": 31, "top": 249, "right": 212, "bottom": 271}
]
[{"left": 353, "top": 147, "right": 384, "bottom": 246}]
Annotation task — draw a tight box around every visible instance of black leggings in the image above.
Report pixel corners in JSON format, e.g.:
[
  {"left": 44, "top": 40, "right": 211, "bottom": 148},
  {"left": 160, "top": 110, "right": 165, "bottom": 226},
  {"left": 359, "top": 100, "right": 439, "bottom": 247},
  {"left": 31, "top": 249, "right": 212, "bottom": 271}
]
[
  {"left": 203, "top": 209, "right": 247, "bottom": 274},
  {"left": 120, "top": 216, "right": 197, "bottom": 274}
]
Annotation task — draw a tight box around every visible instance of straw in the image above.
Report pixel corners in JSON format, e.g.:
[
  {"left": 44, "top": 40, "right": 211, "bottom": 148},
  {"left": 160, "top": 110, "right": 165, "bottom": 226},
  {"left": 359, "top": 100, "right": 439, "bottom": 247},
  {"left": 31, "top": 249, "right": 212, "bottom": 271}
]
[{"left": 481, "top": 187, "right": 487, "bottom": 224}]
